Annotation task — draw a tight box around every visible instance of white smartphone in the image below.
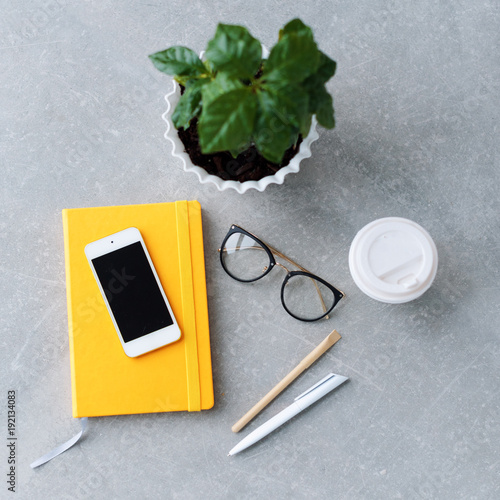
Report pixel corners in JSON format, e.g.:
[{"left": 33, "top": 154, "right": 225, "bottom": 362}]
[{"left": 84, "top": 227, "right": 181, "bottom": 357}]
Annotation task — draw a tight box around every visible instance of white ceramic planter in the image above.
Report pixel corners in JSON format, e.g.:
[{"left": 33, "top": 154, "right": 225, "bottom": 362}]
[{"left": 162, "top": 81, "right": 319, "bottom": 194}]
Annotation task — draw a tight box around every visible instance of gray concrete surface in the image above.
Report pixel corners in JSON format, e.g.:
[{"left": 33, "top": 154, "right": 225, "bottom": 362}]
[{"left": 2, "top": 1, "right": 499, "bottom": 499}]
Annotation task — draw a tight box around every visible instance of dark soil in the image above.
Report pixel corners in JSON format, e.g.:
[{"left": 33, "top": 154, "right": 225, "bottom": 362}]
[{"left": 176, "top": 118, "right": 303, "bottom": 183}]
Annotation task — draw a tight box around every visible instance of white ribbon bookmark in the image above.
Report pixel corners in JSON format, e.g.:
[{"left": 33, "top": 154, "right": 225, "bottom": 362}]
[{"left": 30, "top": 418, "right": 88, "bottom": 469}]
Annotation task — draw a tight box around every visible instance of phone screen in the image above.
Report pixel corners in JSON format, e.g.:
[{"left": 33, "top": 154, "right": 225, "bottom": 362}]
[{"left": 91, "top": 241, "right": 173, "bottom": 343}]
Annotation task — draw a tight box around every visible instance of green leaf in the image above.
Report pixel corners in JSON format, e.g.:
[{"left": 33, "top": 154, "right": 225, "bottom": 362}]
[
  {"left": 254, "top": 90, "right": 299, "bottom": 163},
  {"left": 148, "top": 46, "right": 207, "bottom": 77},
  {"left": 314, "top": 51, "right": 336, "bottom": 84},
  {"left": 302, "top": 52, "right": 336, "bottom": 118},
  {"left": 198, "top": 88, "right": 258, "bottom": 153},
  {"left": 263, "top": 31, "right": 320, "bottom": 84},
  {"left": 172, "top": 79, "right": 208, "bottom": 129},
  {"left": 205, "top": 24, "right": 262, "bottom": 79},
  {"left": 201, "top": 73, "right": 244, "bottom": 107},
  {"left": 314, "top": 86, "right": 335, "bottom": 129},
  {"left": 263, "top": 81, "right": 311, "bottom": 136},
  {"left": 229, "top": 148, "right": 244, "bottom": 158},
  {"left": 278, "top": 18, "right": 311, "bottom": 40}
]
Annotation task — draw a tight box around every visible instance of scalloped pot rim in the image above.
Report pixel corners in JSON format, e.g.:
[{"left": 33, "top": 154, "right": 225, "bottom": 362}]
[{"left": 162, "top": 82, "right": 319, "bottom": 194}]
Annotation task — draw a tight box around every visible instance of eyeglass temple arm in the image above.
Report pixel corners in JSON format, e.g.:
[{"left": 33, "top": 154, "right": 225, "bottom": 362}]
[
  {"left": 220, "top": 243, "right": 332, "bottom": 319},
  {"left": 219, "top": 243, "right": 311, "bottom": 275}
]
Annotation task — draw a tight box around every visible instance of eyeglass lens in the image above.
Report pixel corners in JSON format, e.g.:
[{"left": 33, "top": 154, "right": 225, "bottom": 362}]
[
  {"left": 221, "top": 233, "right": 271, "bottom": 281},
  {"left": 282, "top": 275, "right": 337, "bottom": 321}
]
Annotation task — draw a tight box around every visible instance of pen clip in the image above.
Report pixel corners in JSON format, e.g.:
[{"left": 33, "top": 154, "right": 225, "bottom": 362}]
[{"left": 294, "top": 373, "right": 338, "bottom": 401}]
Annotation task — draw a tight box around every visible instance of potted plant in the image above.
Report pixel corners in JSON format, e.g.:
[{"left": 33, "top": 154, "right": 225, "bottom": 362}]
[{"left": 149, "top": 18, "right": 336, "bottom": 193}]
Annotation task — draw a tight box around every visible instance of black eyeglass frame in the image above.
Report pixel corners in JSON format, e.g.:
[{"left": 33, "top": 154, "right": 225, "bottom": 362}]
[{"left": 219, "top": 225, "right": 344, "bottom": 322}]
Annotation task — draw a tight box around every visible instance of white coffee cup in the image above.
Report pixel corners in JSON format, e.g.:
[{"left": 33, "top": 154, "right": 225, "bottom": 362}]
[{"left": 349, "top": 217, "right": 438, "bottom": 303}]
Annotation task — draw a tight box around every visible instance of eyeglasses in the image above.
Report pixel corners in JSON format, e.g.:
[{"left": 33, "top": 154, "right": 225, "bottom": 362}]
[{"left": 218, "top": 225, "right": 344, "bottom": 321}]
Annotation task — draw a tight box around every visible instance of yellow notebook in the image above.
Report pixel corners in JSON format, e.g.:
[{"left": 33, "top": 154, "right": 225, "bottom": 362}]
[{"left": 62, "top": 200, "right": 214, "bottom": 417}]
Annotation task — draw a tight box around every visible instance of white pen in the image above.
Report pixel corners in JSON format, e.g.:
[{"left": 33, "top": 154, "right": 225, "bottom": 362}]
[{"left": 228, "top": 373, "right": 348, "bottom": 456}]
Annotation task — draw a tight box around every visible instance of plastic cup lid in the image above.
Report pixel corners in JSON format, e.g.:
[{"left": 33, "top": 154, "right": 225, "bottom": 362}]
[{"left": 349, "top": 217, "right": 438, "bottom": 303}]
